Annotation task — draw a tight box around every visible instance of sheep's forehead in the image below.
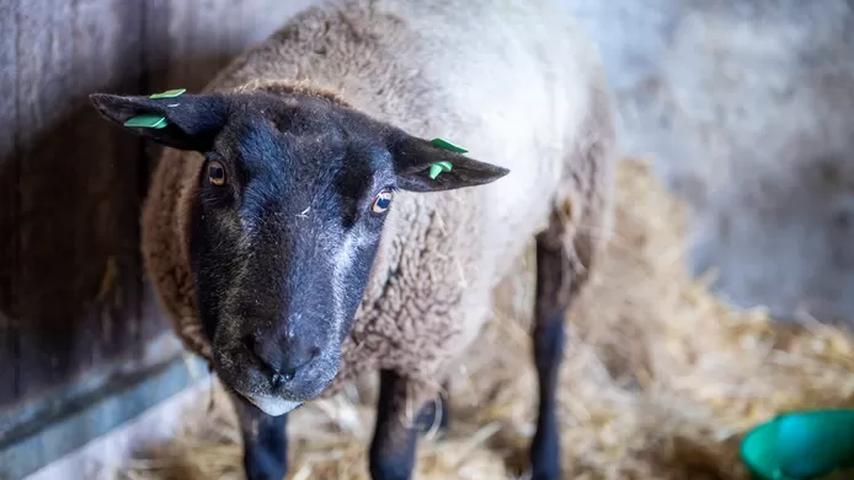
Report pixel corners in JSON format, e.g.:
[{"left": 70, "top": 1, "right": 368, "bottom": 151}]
[
  {"left": 206, "top": 95, "right": 394, "bottom": 233},
  {"left": 219, "top": 123, "right": 379, "bottom": 224},
  {"left": 222, "top": 108, "right": 342, "bottom": 159},
  {"left": 216, "top": 96, "right": 387, "bottom": 174}
]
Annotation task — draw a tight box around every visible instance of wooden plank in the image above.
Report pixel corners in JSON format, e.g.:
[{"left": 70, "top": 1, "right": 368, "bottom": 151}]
[
  {"left": 0, "top": 0, "right": 322, "bottom": 407},
  {"left": 144, "top": 0, "right": 319, "bottom": 92},
  {"left": 5, "top": 0, "right": 147, "bottom": 403},
  {"left": 70, "top": 0, "right": 148, "bottom": 364},
  {"left": 0, "top": 348, "right": 205, "bottom": 479},
  {"left": 0, "top": 0, "right": 20, "bottom": 404},
  {"left": 13, "top": 0, "right": 89, "bottom": 402},
  {"left": 143, "top": 0, "right": 231, "bottom": 93}
]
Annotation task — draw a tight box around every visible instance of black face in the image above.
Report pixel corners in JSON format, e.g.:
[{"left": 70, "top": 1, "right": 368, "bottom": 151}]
[
  {"left": 90, "top": 88, "right": 508, "bottom": 415},
  {"left": 190, "top": 94, "right": 397, "bottom": 413}
]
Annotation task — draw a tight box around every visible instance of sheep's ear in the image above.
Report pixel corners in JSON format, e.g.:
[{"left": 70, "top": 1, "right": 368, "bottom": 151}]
[
  {"left": 390, "top": 135, "right": 509, "bottom": 192},
  {"left": 89, "top": 93, "right": 229, "bottom": 151}
]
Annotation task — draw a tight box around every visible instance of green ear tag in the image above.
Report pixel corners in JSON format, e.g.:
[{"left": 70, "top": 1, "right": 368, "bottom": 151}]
[
  {"left": 149, "top": 88, "right": 186, "bottom": 99},
  {"left": 430, "top": 137, "right": 468, "bottom": 153},
  {"left": 124, "top": 114, "right": 168, "bottom": 129},
  {"left": 428, "top": 160, "right": 453, "bottom": 180}
]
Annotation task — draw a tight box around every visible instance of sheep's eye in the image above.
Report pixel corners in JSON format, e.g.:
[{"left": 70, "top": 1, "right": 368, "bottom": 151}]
[
  {"left": 371, "top": 189, "right": 393, "bottom": 214},
  {"left": 208, "top": 161, "right": 226, "bottom": 186}
]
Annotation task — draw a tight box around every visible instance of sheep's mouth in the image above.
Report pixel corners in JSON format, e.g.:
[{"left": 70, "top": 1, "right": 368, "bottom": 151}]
[
  {"left": 212, "top": 341, "right": 340, "bottom": 409},
  {"left": 242, "top": 393, "right": 304, "bottom": 416}
]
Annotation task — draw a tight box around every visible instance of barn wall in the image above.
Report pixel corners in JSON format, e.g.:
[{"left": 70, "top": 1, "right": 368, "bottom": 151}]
[
  {"left": 0, "top": 1, "right": 314, "bottom": 477},
  {"left": 566, "top": 0, "right": 854, "bottom": 323}
]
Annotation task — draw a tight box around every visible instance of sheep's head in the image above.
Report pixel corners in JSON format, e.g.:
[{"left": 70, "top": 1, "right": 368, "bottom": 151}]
[{"left": 90, "top": 88, "right": 508, "bottom": 415}]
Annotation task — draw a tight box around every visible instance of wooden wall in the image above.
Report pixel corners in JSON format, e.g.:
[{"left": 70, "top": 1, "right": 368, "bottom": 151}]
[{"left": 0, "top": 0, "right": 314, "bottom": 416}]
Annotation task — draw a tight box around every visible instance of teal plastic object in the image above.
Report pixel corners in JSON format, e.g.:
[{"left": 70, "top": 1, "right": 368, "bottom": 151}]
[{"left": 740, "top": 410, "right": 854, "bottom": 480}]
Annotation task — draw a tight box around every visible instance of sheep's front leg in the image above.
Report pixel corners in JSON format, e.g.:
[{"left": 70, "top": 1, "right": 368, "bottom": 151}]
[
  {"left": 370, "top": 370, "right": 427, "bottom": 480},
  {"left": 229, "top": 391, "right": 288, "bottom": 480},
  {"left": 530, "top": 220, "right": 575, "bottom": 480}
]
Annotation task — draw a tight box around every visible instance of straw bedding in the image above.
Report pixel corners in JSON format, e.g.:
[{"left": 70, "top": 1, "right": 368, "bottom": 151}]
[{"left": 121, "top": 159, "right": 854, "bottom": 480}]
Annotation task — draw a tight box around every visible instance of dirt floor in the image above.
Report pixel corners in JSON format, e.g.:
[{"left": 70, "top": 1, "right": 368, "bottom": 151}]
[{"left": 121, "top": 160, "right": 854, "bottom": 480}]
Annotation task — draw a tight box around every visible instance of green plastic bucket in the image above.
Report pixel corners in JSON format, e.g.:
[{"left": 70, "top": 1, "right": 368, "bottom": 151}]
[{"left": 740, "top": 410, "right": 854, "bottom": 480}]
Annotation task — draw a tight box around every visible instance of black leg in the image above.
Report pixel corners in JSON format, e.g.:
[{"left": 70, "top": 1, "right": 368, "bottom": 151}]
[
  {"left": 530, "top": 222, "right": 575, "bottom": 480},
  {"left": 370, "top": 370, "right": 428, "bottom": 480},
  {"left": 230, "top": 392, "right": 288, "bottom": 480}
]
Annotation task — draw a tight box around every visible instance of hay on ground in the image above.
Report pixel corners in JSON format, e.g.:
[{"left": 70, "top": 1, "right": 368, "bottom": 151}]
[{"left": 121, "top": 159, "right": 854, "bottom": 480}]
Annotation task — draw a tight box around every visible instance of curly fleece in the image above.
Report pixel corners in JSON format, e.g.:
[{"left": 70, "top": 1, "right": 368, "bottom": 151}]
[{"left": 141, "top": 0, "right": 616, "bottom": 403}]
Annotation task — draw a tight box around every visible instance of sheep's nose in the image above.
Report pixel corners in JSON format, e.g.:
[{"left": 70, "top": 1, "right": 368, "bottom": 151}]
[{"left": 245, "top": 334, "right": 320, "bottom": 385}]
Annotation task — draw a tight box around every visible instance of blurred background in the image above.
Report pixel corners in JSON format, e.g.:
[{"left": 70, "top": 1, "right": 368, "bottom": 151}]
[
  {"left": 0, "top": 1, "right": 852, "bottom": 479},
  {"left": 572, "top": 0, "right": 854, "bottom": 325}
]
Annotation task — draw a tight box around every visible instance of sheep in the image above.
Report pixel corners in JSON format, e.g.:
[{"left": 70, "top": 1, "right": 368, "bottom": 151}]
[{"left": 90, "top": 1, "right": 615, "bottom": 479}]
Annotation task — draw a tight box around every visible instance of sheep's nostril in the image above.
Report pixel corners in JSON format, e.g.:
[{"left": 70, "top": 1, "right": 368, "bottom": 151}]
[
  {"left": 271, "top": 372, "right": 290, "bottom": 388},
  {"left": 243, "top": 334, "right": 281, "bottom": 375},
  {"left": 269, "top": 365, "right": 297, "bottom": 389},
  {"left": 245, "top": 333, "right": 320, "bottom": 386},
  {"left": 281, "top": 348, "right": 316, "bottom": 375}
]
